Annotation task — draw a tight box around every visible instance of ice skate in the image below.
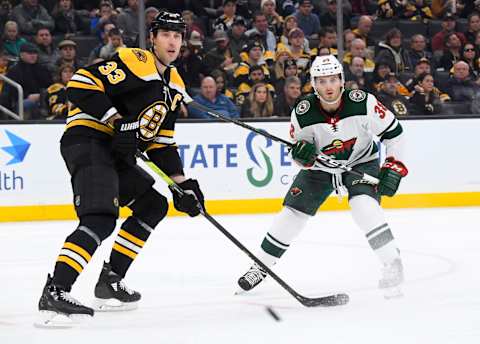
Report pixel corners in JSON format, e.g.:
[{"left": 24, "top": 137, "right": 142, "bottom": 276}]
[
  {"left": 35, "top": 274, "right": 94, "bottom": 328},
  {"left": 236, "top": 263, "right": 268, "bottom": 294},
  {"left": 93, "top": 262, "right": 141, "bottom": 311},
  {"left": 379, "top": 258, "right": 404, "bottom": 299}
]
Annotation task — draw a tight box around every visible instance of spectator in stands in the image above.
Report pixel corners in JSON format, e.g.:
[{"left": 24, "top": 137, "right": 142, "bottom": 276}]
[
  {"left": 368, "top": 61, "right": 392, "bottom": 92},
  {"left": 375, "top": 28, "right": 410, "bottom": 74},
  {"left": 461, "top": 43, "right": 480, "bottom": 77},
  {"left": 343, "top": 38, "right": 375, "bottom": 72},
  {"left": 188, "top": 76, "right": 239, "bottom": 119},
  {"left": 431, "top": 13, "right": 466, "bottom": 52},
  {"left": 56, "top": 40, "right": 80, "bottom": 71},
  {"left": 431, "top": 0, "right": 455, "bottom": 19},
  {"left": 205, "top": 29, "right": 238, "bottom": 73},
  {"left": 34, "top": 27, "right": 57, "bottom": 74},
  {"left": 409, "top": 72, "right": 442, "bottom": 116},
  {"left": 273, "top": 75, "right": 301, "bottom": 117},
  {"left": 182, "top": 10, "right": 204, "bottom": 41},
  {"left": 376, "top": 73, "right": 410, "bottom": 116},
  {"left": 117, "top": 0, "right": 139, "bottom": 46},
  {"left": 0, "top": 0, "right": 14, "bottom": 34},
  {"left": 45, "top": 64, "right": 74, "bottom": 119},
  {"left": 233, "top": 40, "right": 270, "bottom": 87},
  {"left": 438, "top": 32, "right": 462, "bottom": 71},
  {"left": 278, "top": 0, "right": 296, "bottom": 17},
  {"left": 444, "top": 61, "right": 480, "bottom": 109},
  {"left": 213, "top": 0, "right": 237, "bottom": 32},
  {"left": 352, "top": 15, "right": 374, "bottom": 47},
  {"left": 245, "top": 11, "right": 276, "bottom": 52},
  {"left": 350, "top": 0, "right": 375, "bottom": 15},
  {"left": 344, "top": 56, "right": 370, "bottom": 90},
  {"left": 344, "top": 29, "right": 356, "bottom": 51},
  {"left": 402, "top": 0, "right": 433, "bottom": 20},
  {"left": 175, "top": 41, "right": 208, "bottom": 90},
  {"left": 1, "top": 43, "right": 52, "bottom": 119},
  {"left": 52, "top": 0, "right": 89, "bottom": 35},
  {"left": 406, "top": 34, "right": 431, "bottom": 71},
  {"left": 376, "top": 0, "right": 394, "bottom": 19},
  {"left": 12, "top": 0, "right": 54, "bottom": 35},
  {"left": 99, "top": 27, "right": 125, "bottom": 59},
  {"left": 133, "top": 6, "right": 159, "bottom": 49},
  {"left": 240, "top": 82, "right": 274, "bottom": 117},
  {"left": 261, "top": 0, "right": 284, "bottom": 37},
  {"left": 228, "top": 16, "right": 248, "bottom": 60},
  {"left": 88, "top": 22, "right": 116, "bottom": 64},
  {"left": 274, "top": 57, "right": 296, "bottom": 91},
  {"left": 310, "top": 27, "right": 337, "bottom": 57},
  {"left": 273, "top": 48, "right": 293, "bottom": 82},
  {"left": 277, "top": 28, "right": 310, "bottom": 73},
  {"left": 235, "top": 64, "right": 275, "bottom": 105},
  {"left": 320, "top": 0, "right": 351, "bottom": 30},
  {"left": 1, "top": 21, "right": 27, "bottom": 58},
  {"left": 295, "top": 0, "right": 320, "bottom": 39},
  {"left": 210, "top": 68, "right": 234, "bottom": 100},
  {"left": 0, "top": 50, "right": 8, "bottom": 95},
  {"left": 405, "top": 57, "right": 432, "bottom": 91},
  {"left": 279, "top": 14, "right": 310, "bottom": 52},
  {"left": 464, "top": 12, "right": 480, "bottom": 44},
  {"left": 91, "top": 0, "right": 118, "bottom": 37}
]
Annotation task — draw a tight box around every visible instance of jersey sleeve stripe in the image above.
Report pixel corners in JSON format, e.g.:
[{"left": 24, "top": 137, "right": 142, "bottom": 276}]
[
  {"left": 65, "top": 119, "right": 114, "bottom": 135},
  {"left": 380, "top": 123, "right": 403, "bottom": 141},
  {"left": 67, "top": 80, "right": 105, "bottom": 92},
  {"left": 145, "top": 143, "right": 171, "bottom": 151},
  {"left": 76, "top": 69, "right": 105, "bottom": 91},
  {"left": 100, "top": 107, "right": 119, "bottom": 122},
  {"left": 159, "top": 129, "right": 174, "bottom": 137},
  {"left": 377, "top": 118, "right": 397, "bottom": 137},
  {"left": 70, "top": 74, "right": 96, "bottom": 85}
]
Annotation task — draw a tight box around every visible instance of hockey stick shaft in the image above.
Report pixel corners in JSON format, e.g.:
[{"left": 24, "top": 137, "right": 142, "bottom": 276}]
[
  {"left": 136, "top": 151, "right": 348, "bottom": 307},
  {"left": 187, "top": 101, "right": 379, "bottom": 185}
]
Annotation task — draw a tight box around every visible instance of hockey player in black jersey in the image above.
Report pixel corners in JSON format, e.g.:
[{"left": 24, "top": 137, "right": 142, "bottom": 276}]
[{"left": 37, "top": 11, "right": 205, "bottom": 327}]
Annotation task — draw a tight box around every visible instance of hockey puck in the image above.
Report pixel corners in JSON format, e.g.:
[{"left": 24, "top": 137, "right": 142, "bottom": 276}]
[{"left": 265, "top": 306, "right": 281, "bottom": 322}]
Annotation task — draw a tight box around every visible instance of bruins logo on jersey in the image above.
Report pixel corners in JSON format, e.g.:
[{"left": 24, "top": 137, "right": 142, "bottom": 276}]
[
  {"left": 392, "top": 100, "right": 408, "bottom": 116},
  {"left": 296, "top": 100, "right": 310, "bottom": 115},
  {"left": 132, "top": 49, "right": 147, "bottom": 63},
  {"left": 349, "top": 89, "right": 366, "bottom": 102},
  {"left": 138, "top": 101, "right": 169, "bottom": 140}
]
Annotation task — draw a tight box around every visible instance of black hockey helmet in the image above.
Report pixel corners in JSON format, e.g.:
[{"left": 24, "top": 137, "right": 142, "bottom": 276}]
[{"left": 150, "top": 11, "right": 186, "bottom": 35}]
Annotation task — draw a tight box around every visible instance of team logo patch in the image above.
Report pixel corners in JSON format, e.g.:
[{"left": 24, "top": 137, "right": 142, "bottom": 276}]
[
  {"left": 132, "top": 49, "right": 147, "bottom": 63},
  {"left": 138, "top": 101, "right": 169, "bottom": 140},
  {"left": 290, "top": 187, "right": 302, "bottom": 197},
  {"left": 349, "top": 89, "right": 366, "bottom": 102},
  {"left": 295, "top": 100, "right": 310, "bottom": 115},
  {"left": 74, "top": 195, "right": 81, "bottom": 207}
]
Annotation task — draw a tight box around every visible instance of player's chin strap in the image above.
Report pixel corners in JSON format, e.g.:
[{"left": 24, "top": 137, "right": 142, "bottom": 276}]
[
  {"left": 183, "top": 98, "right": 379, "bottom": 185},
  {"left": 135, "top": 150, "right": 349, "bottom": 308}
]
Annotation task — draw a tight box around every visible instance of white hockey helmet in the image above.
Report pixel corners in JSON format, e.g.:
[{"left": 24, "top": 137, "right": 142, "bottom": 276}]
[{"left": 310, "top": 54, "right": 345, "bottom": 104}]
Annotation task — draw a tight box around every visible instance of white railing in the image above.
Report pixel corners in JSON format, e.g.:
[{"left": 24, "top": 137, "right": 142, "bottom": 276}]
[{"left": 0, "top": 74, "right": 24, "bottom": 120}]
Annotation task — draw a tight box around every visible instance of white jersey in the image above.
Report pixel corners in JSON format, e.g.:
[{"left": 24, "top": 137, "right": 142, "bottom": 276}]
[{"left": 290, "top": 89, "right": 405, "bottom": 174}]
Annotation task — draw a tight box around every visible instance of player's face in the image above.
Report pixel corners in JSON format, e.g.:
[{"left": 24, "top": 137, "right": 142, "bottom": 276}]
[
  {"left": 152, "top": 29, "right": 183, "bottom": 64},
  {"left": 314, "top": 75, "right": 342, "bottom": 103}
]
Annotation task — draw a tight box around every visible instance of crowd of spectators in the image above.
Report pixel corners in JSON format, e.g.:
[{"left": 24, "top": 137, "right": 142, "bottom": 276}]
[{"left": 1, "top": 0, "right": 480, "bottom": 120}]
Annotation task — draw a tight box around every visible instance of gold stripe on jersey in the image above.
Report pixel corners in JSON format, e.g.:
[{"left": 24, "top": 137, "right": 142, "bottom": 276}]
[
  {"left": 67, "top": 80, "right": 105, "bottom": 93},
  {"left": 68, "top": 107, "right": 82, "bottom": 117},
  {"left": 63, "top": 242, "right": 92, "bottom": 261},
  {"left": 169, "top": 67, "right": 186, "bottom": 90},
  {"left": 66, "top": 119, "right": 114, "bottom": 135},
  {"left": 159, "top": 129, "right": 174, "bottom": 137},
  {"left": 118, "top": 229, "right": 145, "bottom": 248},
  {"left": 145, "top": 143, "right": 169, "bottom": 151},
  {"left": 57, "top": 256, "right": 83, "bottom": 273},
  {"left": 76, "top": 69, "right": 105, "bottom": 92},
  {"left": 118, "top": 48, "right": 160, "bottom": 82},
  {"left": 113, "top": 242, "right": 137, "bottom": 259}
]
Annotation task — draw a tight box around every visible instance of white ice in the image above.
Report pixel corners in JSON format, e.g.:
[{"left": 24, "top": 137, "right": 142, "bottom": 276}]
[{"left": 1, "top": 207, "right": 479, "bottom": 344}]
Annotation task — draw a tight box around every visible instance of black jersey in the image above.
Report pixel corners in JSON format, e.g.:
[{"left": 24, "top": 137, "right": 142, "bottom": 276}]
[
  {"left": 46, "top": 83, "right": 68, "bottom": 119},
  {"left": 66, "top": 47, "right": 187, "bottom": 152}
]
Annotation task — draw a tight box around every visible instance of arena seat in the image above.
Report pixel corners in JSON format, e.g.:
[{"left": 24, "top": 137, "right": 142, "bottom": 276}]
[{"left": 397, "top": 20, "right": 428, "bottom": 39}]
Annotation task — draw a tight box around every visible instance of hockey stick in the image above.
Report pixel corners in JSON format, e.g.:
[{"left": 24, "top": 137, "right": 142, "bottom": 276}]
[
  {"left": 136, "top": 151, "right": 349, "bottom": 307},
  {"left": 187, "top": 101, "right": 380, "bottom": 185}
]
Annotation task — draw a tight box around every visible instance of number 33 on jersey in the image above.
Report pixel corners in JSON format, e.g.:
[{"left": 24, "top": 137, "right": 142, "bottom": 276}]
[{"left": 65, "top": 47, "right": 186, "bottom": 149}]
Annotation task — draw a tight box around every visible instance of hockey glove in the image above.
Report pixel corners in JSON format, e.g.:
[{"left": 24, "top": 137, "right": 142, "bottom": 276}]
[
  {"left": 172, "top": 179, "right": 205, "bottom": 217},
  {"left": 112, "top": 118, "right": 139, "bottom": 166},
  {"left": 378, "top": 157, "right": 408, "bottom": 197},
  {"left": 291, "top": 140, "right": 317, "bottom": 167}
]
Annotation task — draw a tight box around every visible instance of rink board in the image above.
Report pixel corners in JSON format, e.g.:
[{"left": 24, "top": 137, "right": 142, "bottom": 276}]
[{"left": 0, "top": 119, "right": 479, "bottom": 221}]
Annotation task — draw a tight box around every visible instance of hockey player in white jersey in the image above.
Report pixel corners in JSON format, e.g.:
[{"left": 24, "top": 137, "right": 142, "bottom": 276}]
[{"left": 237, "top": 55, "right": 408, "bottom": 298}]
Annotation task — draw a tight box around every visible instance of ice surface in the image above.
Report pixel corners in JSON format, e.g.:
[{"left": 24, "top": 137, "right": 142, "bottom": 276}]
[{"left": 1, "top": 207, "right": 479, "bottom": 344}]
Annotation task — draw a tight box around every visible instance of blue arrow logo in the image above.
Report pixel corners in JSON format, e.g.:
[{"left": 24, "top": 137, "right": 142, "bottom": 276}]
[{"left": 1, "top": 130, "right": 30, "bottom": 165}]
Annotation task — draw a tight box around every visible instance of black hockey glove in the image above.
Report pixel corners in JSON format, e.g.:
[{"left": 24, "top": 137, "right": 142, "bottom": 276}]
[
  {"left": 112, "top": 118, "right": 139, "bottom": 166},
  {"left": 172, "top": 179, "right": 205, "bottom": 217},
  {"left": 378, "top": 157, "right": 408, "bottom": 197}
]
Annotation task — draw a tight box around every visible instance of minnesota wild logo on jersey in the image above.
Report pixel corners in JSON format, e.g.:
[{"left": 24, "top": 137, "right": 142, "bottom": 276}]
[{"left": 290, "top": 89, "right": 404, "bottom": 172}]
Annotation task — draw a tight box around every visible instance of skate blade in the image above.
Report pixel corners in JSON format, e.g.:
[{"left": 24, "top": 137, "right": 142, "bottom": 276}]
[
  {"left": 383, "top": 286, "right": 404, "bottom": 300},
  {"left": 34, "top": 311, "right": 92, "bottom": 329},
  {"left": 93, "top": 297, "right": 139, "bottom": 312}
]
